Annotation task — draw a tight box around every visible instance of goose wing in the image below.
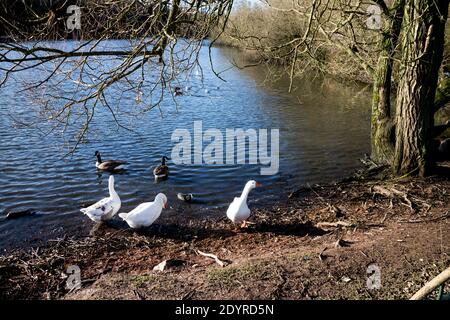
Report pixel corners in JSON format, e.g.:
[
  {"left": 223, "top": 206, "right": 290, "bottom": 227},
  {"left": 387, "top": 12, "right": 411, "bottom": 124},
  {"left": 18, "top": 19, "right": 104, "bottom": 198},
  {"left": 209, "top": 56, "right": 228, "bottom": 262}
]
[
  {"left": 125, "top": 202, "right": 153, "bottom": 218},
  {"left": 119, "top": 202, "right": 149, "bottom": 220},
  {"left": 226, "top": 197, "right": 241, "bottom": 217},
  {"left": 97, "top": 160, "right": 127, "bottom": 171},
  {"left": 123, "top": 202, "right": 160, "bottom": 226},
  {"left": 227, "top": 197, "right": 250, "bottom": 222},
  {"left": 80, "top": 197, "right": 114, "bottom": 221},
  {"left": 153, "top": 165, "right": 168, "bottom": 176}
]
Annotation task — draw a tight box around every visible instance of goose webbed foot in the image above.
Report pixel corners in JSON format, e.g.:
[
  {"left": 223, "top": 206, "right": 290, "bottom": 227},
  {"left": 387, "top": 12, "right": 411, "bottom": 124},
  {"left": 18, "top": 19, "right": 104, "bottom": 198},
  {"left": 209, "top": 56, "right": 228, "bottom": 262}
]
[
  {"left": 231, "top": 221, "right": 249, "bottom": 233},
  {"left": 240, "top": 220, "right": 249, "bottom": 229}
]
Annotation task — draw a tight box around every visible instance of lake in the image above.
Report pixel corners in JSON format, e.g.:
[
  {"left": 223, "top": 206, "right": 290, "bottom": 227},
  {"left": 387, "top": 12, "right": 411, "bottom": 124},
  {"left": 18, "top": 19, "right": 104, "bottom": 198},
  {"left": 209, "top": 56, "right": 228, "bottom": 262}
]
[{"left": 0, "top": 41, "right": 371, "bottom": 250}]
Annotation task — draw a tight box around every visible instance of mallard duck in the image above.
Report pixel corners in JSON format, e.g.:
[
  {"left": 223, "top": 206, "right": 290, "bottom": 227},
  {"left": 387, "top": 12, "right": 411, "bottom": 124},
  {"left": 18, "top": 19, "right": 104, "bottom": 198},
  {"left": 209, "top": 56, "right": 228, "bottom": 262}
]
[
  {"left": 177, "top": 193, "right": 194, "bottom": 202},
  {"left": 153, "top": 156, "right": 169, "bottom": 179},
  {"left": 226, "top": 180, "right": 262, "bottom": 228},
  {"left": 95, "top": 151, "right": 127, "bottom": 171},
  {"left": 80, "top": 175, "right": 121, "bottom": 222},
  {"left": 119, "top": 193, "right": 168, "bottom": 228}
]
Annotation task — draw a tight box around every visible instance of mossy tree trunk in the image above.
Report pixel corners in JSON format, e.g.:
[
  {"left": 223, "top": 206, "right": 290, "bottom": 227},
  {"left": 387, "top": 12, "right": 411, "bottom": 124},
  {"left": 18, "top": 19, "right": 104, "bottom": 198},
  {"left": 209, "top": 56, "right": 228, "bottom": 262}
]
[
  {"left": 371, "top": 0, "right": 405, "bottom": 164},
  {"left": 434, "top": 76, "right": 450, "bottom": 114},
  {"left": 393, "top": 0, "right": 449, "bottom": 176}
]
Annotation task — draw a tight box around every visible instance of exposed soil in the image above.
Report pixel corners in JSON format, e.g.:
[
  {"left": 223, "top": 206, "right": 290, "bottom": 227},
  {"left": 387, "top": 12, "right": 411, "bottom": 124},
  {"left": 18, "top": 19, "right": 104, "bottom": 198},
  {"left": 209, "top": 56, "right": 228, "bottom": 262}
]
[{"left": 0, "top": 165, "right": 449, "bottom": 300}]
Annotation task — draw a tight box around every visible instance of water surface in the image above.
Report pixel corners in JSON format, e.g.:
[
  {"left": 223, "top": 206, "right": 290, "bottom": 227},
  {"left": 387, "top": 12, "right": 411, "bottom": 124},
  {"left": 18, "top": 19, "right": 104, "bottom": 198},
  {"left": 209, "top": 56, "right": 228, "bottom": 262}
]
[{"left": 0, "top": 41, "right": 371, "bottom": 250}]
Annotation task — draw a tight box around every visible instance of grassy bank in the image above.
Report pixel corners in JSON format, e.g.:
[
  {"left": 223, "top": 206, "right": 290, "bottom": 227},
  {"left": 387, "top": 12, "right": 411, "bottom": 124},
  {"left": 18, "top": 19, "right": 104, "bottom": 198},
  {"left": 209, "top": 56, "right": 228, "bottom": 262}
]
[{"left": 1, "top": 165, "right": 449, "bottom": 300}]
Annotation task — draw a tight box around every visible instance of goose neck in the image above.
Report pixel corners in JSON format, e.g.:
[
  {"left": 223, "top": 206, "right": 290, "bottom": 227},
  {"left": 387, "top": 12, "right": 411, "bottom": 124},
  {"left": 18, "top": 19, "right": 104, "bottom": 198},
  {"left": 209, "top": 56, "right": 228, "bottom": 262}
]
[
  {"left": 240, "top": 184, "right": 253, "bottom": 202},
  {"left": 109, "top": 178, "right": 118, "bottom": 197}
]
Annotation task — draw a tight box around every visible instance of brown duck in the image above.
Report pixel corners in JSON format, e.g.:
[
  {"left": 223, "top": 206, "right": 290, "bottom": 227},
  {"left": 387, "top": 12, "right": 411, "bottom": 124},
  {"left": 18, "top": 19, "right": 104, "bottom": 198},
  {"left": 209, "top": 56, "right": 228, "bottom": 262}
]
[{"left": 153, "top": 156, "right": 169, "bottom": 179}]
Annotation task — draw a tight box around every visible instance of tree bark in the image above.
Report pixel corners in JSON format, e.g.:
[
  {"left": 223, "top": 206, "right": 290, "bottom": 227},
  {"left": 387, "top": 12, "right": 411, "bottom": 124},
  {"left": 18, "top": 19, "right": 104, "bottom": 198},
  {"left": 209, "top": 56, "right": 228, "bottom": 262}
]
[
  {"left": 393, "top": 0, "right": 449, "bottom": 176},
  {"left": 371, "top": 0, "right": 405, "bottom": 164}
]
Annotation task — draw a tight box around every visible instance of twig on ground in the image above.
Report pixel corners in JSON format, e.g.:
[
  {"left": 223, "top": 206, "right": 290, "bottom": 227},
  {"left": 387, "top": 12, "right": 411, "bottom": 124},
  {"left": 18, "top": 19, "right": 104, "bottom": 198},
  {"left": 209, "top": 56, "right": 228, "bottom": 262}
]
[
  {"left": 316, "top": 221, "right": 354, "bottom": 229},
  {"left": 307, "top": 183, "right": 327, "bottom": 204},
  {"left": 373, "top": 185, "right": 415, "bottom": 211},
  {"left": 196, "top": 250, "right": 227, "bottom": 267}
]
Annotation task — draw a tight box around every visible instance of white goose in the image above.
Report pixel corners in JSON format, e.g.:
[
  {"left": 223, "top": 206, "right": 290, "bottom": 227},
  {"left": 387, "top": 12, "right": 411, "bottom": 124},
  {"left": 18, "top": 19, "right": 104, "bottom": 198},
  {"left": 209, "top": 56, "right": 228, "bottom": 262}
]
[
  {"left": 80, "top": 175, "right": 121, "bottom": 222},
  {"left": 119, "top": 193, "right": 168, "bottom": 228},
  {"left": 226, "top": 180, "right": 262, "bottom": 228}
]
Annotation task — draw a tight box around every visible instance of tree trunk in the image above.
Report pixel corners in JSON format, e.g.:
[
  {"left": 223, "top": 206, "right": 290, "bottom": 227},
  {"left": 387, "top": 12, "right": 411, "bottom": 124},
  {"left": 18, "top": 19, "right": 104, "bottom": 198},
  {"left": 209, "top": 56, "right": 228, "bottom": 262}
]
[
  {"left": 393, "top": 0, "right": 449, "bottom": 176},
  {"left": 371, "top": 0, "right": 405, "bottom": 164}
]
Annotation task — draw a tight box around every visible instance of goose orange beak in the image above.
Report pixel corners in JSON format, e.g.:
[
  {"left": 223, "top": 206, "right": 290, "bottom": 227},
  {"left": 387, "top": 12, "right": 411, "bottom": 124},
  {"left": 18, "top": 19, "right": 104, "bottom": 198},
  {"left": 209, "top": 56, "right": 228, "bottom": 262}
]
[
  {"left": 256, "top": 182, "right": 263, "bottom": 187},
  {"left": 163, "top": 202, "right": 168, "bottom": 209}
]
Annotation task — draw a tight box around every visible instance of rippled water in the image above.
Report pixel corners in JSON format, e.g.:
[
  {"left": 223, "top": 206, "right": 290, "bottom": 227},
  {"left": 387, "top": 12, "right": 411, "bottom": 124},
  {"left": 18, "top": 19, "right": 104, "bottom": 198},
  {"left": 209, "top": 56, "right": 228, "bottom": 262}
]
[{"left": 0, "top": 41, "right": 371, "bottom": 249}]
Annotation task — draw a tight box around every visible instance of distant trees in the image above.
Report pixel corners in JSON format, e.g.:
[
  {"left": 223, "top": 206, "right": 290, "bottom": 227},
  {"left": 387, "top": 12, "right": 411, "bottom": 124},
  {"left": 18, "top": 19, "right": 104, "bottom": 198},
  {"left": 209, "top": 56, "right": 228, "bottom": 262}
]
[{"left": 218, "top": 0, "right": 450, "bottom": 176}]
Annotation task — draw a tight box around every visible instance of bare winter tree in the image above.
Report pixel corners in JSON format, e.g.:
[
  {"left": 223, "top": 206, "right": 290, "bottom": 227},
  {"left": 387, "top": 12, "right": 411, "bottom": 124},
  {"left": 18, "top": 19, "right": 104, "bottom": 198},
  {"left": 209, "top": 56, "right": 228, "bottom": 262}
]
[
  {"left": 219, "top": 0, "right": 450, "bottom": 176},
  {"left": 2, "top": 0, "right": 449, "bottom": 175},
  {"left": 0, "top": 0, "right": 233, "bottom": 151}
]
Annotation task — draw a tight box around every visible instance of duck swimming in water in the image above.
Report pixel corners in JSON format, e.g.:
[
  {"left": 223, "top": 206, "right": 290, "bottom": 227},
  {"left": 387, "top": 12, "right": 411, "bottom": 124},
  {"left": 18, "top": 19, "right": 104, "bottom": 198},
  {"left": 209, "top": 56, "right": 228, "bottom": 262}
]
[
  {"left": 153, "top": 156, "right": 170, "bottom": 179},
  {"left": 94, "top": 151, "right": 127, "bottom": 171}
]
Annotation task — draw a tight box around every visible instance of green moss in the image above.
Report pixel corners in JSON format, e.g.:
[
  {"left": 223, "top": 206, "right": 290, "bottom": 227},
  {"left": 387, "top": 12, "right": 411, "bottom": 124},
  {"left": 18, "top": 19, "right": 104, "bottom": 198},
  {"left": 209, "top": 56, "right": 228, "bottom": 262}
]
[{"left": 130, "top": 274, "right": 157, "bottom": 286}]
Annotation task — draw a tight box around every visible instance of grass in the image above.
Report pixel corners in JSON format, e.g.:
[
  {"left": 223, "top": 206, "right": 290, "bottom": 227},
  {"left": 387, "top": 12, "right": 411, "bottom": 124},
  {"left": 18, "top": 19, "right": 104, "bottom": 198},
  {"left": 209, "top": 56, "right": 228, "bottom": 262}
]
[
  {"left": 130, "top": 274, "right": 157, "bottom": 286},
  {"left": 206, "top": 262, "right": 271, "bottom": 288}
]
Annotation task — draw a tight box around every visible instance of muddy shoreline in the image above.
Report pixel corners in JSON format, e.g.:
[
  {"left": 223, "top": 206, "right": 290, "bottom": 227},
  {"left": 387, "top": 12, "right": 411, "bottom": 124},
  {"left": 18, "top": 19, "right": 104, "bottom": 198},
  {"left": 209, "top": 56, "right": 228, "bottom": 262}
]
[
  {"left": 1, "top": 166, "right": 449, "bottom": 300},
  {"left": 0, "top": 188, "right": 289, "bottom": 253}
]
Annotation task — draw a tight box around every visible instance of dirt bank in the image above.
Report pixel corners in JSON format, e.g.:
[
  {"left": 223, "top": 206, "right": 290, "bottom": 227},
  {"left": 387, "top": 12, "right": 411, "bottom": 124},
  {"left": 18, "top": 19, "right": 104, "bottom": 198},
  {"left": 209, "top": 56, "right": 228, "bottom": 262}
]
[{"left": 1, "top": 167, "right": 449, "bottom": 300}]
